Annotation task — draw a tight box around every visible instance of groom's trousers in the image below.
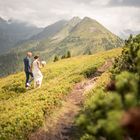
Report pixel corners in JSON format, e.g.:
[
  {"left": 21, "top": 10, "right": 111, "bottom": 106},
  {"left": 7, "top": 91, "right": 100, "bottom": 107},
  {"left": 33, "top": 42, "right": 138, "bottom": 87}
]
[{"left": 25, "top": 71, "right": 34, "bottom": 87}]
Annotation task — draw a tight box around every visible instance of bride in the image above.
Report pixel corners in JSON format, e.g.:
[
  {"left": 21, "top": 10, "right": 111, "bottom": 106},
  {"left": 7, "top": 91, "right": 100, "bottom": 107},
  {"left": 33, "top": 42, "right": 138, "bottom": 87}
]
[{"left": 32, "top": 55, "right": 43, "bottom": 88}]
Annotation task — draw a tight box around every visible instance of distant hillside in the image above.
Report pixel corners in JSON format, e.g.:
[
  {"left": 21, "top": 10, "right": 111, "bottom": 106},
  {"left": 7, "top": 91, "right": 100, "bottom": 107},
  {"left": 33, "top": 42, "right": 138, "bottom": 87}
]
[
  {"left": 120, "top": 29, "right": 140, "bottom": 39},
  {"left": 52, "top": 17, "right": 123, "bottom": 56},
  {"left": 0, "top": 17, "right": 123, "bottom": 77},
  {"left": 32, "top": 17, "right": 123, "bottom": 60},
  {"left": 0, "top": 17, "right": 43, "bottom": 54}
]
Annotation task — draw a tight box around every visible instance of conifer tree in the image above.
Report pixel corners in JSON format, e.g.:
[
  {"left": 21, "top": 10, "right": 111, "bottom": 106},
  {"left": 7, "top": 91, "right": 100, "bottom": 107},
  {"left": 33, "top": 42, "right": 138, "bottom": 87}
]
[
  {"left": 61, "top": 55, "right": 66, "bottom": 59},
  {"left": 88, "top": 49, "right": 92, "bottom": 55},
  {"left": 53, "top": 55, "right": 59, "bottom": 62},
  {"left": 67, "top": 51, "right": 71, "bottom": 58}
]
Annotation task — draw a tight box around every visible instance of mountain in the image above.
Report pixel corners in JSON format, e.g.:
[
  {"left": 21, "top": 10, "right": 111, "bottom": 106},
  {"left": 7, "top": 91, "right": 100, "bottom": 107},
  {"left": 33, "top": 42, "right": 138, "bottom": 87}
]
[
  {"left": 52, "top": 17, "right": 123, "bottom": 56},
  {"left": 33, "top": 16, "right": 123, "bottom": 59},
  {"left": 51, "top": 17, "right": 81, "bottom": 42},
  {"left": 0, "top": 17, "right": 6, "bottom": 23},
  {"left": 120, "top": 29, "right": 140, "bottom": 39},
  {"left": 0, "top": 17, "right": 123, "bottom": 77},
  {"left": 0, "top": 17, "right": 43, "bottom": 54},
  {"left": 30, "top": 20, "right": 67, "bottom": 41}
]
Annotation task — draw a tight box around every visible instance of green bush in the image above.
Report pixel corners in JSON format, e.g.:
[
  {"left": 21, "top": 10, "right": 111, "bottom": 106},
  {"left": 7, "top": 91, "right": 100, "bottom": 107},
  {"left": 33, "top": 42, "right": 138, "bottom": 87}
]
[
  {"left": 76, "top": 90, "right": 123, "bottom": 140},
  {"left": 115, "top": 71, "right": 139, "bottom": 107},
  {"left": 81, "top": 66, "right": 97, "bottom": 78},
  {"left": 113, "top": 34, "right": 140, "bottom": 73},
  {"left": 76, "top": 34, "right": 140, "bottom": 140}
]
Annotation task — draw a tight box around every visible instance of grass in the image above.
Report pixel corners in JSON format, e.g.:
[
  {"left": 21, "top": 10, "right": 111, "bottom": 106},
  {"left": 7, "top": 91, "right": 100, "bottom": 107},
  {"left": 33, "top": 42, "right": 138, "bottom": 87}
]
[{"left": 0, "top": 48, "right": 122, "bottom": 140}]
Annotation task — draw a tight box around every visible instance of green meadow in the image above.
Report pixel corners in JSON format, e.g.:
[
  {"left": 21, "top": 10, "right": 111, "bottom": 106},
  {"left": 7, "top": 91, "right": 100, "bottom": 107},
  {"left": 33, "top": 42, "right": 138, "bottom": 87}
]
[{"left": 0, "top": 48, "right": 121, "bottom": 140}]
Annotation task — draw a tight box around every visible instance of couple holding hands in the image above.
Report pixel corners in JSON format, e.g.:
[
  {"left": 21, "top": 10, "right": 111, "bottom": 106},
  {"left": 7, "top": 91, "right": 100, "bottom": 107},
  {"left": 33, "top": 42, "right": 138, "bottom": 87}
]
[{"left": 23, "top": 52, "right": 46, "bottom": 89}]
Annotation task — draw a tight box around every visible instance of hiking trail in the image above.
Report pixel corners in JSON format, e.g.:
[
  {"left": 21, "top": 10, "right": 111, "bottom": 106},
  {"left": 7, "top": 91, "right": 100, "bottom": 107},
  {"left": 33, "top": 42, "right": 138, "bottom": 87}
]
[{"left": 29, "top": 60, "right": 112, "bottom": 140}]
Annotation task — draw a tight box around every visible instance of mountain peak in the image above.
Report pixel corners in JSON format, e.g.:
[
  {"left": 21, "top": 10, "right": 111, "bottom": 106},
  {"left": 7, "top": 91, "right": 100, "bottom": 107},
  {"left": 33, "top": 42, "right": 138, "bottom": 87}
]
[
  {"left": 82, "top": 17, "right": 97, "bottom": 22},
  {"left": 83, "top": 17, "right": 91, "bottom": 20},
  {"left": 71, "top": 16, "right": 81, "bottom": 20},
  {"left": 69, "top": 17, "right": 81, "bottom": 24},
  {"left": 0, "top": 17, "right": 6, "bottom": 23},
  {"left": 66, "top": 17, "right": 81, "bottom": 28}
]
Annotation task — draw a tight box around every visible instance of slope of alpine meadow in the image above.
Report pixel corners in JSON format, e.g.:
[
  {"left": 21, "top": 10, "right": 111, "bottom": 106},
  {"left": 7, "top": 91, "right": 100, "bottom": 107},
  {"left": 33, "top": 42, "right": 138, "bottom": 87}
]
[
  {"left": 0, "top": 48, "right": 122, "bottom": 140},
  {"left": 0, "top": 17, "right": 123, "bottom": 77}
]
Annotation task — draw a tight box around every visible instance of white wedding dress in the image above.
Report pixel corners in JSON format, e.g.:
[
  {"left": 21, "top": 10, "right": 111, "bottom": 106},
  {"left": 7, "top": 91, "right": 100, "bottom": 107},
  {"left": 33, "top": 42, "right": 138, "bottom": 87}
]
[{"left": 32, "top": 60, "right": 43, "bottom": 88}]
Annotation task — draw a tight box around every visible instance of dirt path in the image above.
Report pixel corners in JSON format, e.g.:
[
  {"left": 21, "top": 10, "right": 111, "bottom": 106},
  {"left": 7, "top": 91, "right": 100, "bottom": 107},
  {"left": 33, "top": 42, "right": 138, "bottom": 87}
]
[{"left": 29, "top": 60, "right": 112, "bottom": 140}]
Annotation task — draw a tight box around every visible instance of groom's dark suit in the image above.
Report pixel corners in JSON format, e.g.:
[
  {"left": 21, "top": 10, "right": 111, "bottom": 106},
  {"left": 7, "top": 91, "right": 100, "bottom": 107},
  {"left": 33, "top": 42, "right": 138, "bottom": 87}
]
[{"left": 23, "top": 57, "right": 33, "bottom": 87}]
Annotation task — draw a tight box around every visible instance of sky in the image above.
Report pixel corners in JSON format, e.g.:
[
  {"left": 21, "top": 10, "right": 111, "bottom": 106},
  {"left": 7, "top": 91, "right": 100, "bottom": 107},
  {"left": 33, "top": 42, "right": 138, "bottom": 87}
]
[{"left": 0, "top": 0, "right": 140, "bottom": 37}]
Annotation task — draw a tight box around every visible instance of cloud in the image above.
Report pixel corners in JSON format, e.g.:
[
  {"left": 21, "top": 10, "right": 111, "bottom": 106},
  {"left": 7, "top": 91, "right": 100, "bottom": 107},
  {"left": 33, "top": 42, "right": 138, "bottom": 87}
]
[
  {"left": 109, "top": 0, "right": 140, "bottom": 7},
  {"left": 0, "top": 0, "right": 140, "bottom": 37}
]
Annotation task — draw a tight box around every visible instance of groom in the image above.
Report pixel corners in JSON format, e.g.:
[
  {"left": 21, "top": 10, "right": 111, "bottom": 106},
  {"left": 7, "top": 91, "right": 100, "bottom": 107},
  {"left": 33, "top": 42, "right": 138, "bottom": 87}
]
[{"left": 23, "top": 52, "right": 34, "bottom": 88}]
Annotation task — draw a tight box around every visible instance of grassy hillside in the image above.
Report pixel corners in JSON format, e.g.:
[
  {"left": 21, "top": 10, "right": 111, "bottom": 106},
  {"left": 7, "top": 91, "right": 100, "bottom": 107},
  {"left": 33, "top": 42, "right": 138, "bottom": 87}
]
[
  {"left": 0, "top": 48, "right": 122, "bottom": 140},
  {"left": 55, "top": 17, "right": 122, "bottom": 56},
  {"left": 0, "top": 17, "right": 123, "bottom": 77},
  {"left": 35, "top": 17, "right": 123, "bottom": 58}
]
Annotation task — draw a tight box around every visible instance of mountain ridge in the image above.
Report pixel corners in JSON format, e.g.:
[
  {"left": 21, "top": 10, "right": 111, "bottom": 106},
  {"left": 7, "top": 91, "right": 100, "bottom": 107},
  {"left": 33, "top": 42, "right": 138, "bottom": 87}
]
[
  {"left": 0, "top": 16, "right": 123, "bottom": 77},
  {"left": 30, "top": 20, "right": 68, "bottom": 41},
  {"left": 51, "top": 17, "right": 81, "bottom": 42},
  {"left": 52, "top": 16, "right": 123, "bottom": 56}
]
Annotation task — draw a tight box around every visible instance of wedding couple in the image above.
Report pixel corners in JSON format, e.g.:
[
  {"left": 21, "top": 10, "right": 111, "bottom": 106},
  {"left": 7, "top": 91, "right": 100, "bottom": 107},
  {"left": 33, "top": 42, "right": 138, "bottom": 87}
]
[{"left": 23, "top": 52, "right": 43, "bottom": 89}]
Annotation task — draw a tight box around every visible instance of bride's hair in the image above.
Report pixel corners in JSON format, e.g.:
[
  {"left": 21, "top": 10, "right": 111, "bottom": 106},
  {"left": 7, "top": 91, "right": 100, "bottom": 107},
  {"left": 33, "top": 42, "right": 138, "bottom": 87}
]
[{"left": 34, "top": 55, "right": 39, "bottom": 59}]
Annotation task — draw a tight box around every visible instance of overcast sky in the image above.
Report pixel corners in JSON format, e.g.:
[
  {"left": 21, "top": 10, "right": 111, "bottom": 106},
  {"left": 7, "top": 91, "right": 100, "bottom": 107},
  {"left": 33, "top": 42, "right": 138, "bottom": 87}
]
[{"left": 0, "top": 0, "right": 140, "bottom": 37}]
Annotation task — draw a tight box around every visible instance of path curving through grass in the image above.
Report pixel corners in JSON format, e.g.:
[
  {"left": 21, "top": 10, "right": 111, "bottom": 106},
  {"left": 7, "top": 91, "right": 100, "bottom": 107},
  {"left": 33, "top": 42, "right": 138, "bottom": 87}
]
[{"left": 29, "top": 60, "right": 112, "bottom": 140}]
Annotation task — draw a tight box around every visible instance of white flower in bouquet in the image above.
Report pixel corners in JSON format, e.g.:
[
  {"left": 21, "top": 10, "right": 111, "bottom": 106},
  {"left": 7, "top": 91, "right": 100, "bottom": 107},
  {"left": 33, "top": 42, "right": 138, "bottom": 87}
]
[{"left": 41, "top": 61, "right": 46, "bottom": 67}]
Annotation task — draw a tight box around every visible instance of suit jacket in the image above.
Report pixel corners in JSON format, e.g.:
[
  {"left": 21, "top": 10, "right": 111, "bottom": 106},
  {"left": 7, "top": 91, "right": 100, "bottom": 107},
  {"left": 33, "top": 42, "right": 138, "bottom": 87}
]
[{"left": 24, "top": 57, "right": 31, "bottom": 72}]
